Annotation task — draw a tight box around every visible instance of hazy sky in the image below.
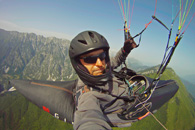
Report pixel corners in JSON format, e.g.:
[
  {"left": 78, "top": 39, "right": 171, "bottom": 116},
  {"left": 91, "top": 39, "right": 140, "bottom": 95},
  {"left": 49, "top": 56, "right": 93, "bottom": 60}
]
[{"left": 0, "top": 0, "right": 194, "bottom": 77}]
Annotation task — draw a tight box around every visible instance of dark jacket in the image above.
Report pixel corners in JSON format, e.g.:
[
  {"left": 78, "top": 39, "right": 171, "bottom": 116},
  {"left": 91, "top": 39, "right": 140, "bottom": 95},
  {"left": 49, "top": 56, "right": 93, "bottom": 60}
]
[{"left": 74, "top": 48, "right": 132, "bottom": 130}]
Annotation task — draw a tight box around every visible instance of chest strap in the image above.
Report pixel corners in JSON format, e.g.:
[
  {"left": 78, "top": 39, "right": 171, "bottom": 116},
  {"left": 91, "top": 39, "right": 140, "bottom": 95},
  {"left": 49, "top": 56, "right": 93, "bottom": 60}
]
[{"left": 75, "top": 85, "right": 109, "bottom": 106}]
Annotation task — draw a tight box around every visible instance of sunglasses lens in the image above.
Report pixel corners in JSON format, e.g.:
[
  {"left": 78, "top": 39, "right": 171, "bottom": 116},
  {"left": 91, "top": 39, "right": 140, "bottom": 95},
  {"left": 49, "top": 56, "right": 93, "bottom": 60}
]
[
  {"left": 83, "top": 52, "right": 106, "bottom": 63},
  {"left": 84, "top": 57, "right": 97, "bottom": 63}
]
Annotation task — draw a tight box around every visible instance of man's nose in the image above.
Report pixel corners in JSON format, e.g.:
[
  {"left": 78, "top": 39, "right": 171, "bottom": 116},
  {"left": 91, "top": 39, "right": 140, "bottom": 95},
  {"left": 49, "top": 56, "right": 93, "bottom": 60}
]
[{"left": 95, "top": 58, "right": 103, "bottom": 66}]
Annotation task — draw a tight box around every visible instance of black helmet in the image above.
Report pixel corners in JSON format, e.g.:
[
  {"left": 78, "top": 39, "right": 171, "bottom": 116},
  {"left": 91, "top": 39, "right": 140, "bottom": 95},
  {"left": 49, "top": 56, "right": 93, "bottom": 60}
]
[{"left": 69, "top": 31, "right": 112, "bottom": 86}]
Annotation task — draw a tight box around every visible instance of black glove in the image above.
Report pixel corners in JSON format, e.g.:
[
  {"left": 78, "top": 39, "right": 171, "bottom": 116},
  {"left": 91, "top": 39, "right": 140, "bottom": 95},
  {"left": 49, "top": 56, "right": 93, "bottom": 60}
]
[{"left": 123, "top": 38, "right": 137, "bottom": 54}]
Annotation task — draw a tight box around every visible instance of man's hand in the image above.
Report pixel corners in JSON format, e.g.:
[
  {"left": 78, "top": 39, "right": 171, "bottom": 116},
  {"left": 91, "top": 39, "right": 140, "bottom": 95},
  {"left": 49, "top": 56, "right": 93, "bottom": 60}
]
[{"left": 123, "top": 38, "right": 137, "bottom": 54}]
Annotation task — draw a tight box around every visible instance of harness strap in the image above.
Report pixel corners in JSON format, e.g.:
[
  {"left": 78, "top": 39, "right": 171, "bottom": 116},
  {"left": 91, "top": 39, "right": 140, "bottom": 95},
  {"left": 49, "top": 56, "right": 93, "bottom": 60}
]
[{"left": 75, "top": 85, "right": 110, "bottom": 107}]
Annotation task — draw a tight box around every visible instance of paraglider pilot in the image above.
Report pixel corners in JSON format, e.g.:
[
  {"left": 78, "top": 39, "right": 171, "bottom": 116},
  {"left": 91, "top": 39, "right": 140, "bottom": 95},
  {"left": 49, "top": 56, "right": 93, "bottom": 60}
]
[{"left": 69, "top": 31, "right": 138, "bottom": 130}]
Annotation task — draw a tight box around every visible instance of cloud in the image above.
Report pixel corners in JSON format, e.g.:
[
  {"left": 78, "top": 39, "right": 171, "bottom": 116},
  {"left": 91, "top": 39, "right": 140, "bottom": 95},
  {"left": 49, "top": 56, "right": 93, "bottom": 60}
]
[{"left": 0, "top": 20, "right": 73, "bottom": 40}]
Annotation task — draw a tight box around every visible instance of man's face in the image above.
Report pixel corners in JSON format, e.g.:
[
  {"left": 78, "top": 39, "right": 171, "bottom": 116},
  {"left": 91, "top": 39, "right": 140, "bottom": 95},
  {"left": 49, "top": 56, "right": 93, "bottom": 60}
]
[{"left": 79, "top": 49, "right": 106, "bottom": 76}]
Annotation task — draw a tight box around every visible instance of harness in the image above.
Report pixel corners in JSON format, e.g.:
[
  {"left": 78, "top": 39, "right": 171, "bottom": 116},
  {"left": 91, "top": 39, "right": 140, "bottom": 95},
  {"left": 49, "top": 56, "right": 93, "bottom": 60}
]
[
  {"left": 74, "top": 66, "right": 169, "bottom": 127},
  {"left": 75, "top": 67, "right": 150, "bottom": 108}
]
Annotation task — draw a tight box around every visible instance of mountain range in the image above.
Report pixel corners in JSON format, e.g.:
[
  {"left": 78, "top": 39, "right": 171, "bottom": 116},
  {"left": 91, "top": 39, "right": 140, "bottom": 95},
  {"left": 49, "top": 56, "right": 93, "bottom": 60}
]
[{"left": 0, "top": 29, "right": 195, "bottom": 130}]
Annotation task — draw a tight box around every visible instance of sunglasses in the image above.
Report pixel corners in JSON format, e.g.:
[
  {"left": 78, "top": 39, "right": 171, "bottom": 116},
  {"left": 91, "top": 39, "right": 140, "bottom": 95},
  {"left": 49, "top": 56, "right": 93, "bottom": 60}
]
[{"left": 81, "top": 52, "right": 107, "bottom": 63}]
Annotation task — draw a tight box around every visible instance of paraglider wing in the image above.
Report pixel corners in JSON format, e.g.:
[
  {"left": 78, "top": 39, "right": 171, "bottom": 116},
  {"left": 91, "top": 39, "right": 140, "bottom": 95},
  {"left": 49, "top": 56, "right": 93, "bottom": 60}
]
[{"left": 10, "top": 79, "right": 77, "bottom": 123}]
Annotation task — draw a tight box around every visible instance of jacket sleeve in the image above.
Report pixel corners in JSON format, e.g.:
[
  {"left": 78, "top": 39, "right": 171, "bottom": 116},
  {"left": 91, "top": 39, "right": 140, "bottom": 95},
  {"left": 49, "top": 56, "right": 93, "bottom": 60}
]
[
  {"left": 110, "top": 48, "right": 129, "bottom": 69},
  {"left": 73, "top": 92, "right": 112, "bottom": 130}
]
